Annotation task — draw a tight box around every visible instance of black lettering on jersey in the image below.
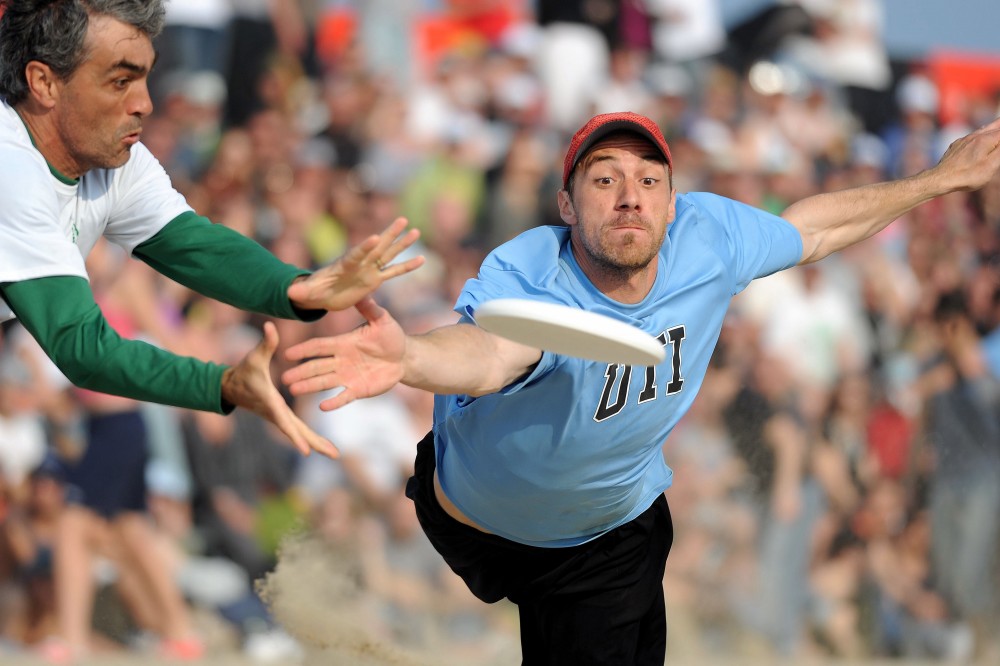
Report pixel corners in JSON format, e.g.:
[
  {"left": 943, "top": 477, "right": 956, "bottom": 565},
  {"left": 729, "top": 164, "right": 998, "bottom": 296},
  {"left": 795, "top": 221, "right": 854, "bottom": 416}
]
[
  {"left": 594, "top": 363, "right": 632, "bottom": 422},
  {"left": 665, "top": 325, "right": 685, "bottom": 394},
  {"left": 638, "top": 331, "right": 669, "bottom": 403},
  {"left": 594, "top": 325, "right": 686, "bottom": 422}
]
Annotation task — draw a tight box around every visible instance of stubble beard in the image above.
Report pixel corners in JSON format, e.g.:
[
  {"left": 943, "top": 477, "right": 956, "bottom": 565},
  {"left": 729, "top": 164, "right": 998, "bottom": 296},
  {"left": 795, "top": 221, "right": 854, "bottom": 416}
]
[
  {"left": 578, "top": 219, "right": 662, "bottom": 280},
  {"left": 60, "top": 127, "right": 132, "bottom": 174}
]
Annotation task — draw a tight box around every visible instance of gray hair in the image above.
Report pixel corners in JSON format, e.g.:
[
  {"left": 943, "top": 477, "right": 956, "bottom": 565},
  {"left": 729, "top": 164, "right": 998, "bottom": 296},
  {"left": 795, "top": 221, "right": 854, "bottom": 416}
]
[{"left": 0, "top": 0, "right": 165, "bottom": 105}]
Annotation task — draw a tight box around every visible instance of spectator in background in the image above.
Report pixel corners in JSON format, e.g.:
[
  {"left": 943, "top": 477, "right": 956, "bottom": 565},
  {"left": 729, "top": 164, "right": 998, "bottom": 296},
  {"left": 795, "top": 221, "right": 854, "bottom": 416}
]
[
  {"left": 918, "top": 290, "right": 1000, "bottom": 660},
  {"left": 855, "top": 479, "right": 969, "bottom": 660},
  {"left": 535, "top": 0, "right": 614, "bottom": 132},
  {"left": 0, "top": 352, "right": 47, "bottom": 499},
  {"left": 147, "top": 0, "right": 230, "bottom": 107},
  {"left": 882, "top": 73, "right": 945, "bottom": 178},
  {"left": 0, "top": 456, "right": 66, "bottom": 648},
  {"left": 723, "top": 348, "right": 824, "bottom": 656},
  {"left": 222, "top": 0, "right": 314, "bottom": 129},
  {"left": 180, "top": 340, "right": 302, "bottom": 589},
  {"left": 144, "top": 460, "right": 304, "bottom": 664},
  {"left": 644, "top": 0, "right": 726, "bottom": 96}
]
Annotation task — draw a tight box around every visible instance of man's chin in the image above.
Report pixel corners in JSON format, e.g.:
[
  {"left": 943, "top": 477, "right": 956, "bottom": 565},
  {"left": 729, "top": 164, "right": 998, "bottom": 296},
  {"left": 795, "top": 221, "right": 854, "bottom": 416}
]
[{"left": 105, "top": 147, "right": 134, "bottom": 169}]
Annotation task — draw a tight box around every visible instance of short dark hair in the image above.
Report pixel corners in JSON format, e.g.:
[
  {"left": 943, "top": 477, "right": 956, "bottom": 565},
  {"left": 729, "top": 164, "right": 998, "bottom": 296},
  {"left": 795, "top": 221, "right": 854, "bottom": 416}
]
[
  {"left": 933, "top": 289, "right": 969, "bottom": 322},
  {"left": 0, "top": 0, "right": 165, "bottom": 105}
]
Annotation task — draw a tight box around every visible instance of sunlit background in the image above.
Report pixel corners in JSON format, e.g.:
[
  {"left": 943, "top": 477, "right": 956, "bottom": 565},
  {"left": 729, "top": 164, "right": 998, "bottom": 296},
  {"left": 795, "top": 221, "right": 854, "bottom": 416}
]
[{"left": 2, "top": 1, "right": 1000, "bottom": 664}]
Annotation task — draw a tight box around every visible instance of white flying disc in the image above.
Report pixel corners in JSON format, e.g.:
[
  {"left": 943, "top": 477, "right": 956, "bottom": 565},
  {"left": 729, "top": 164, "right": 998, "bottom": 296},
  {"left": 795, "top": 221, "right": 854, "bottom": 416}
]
[{"left": 474, "top": 298, "right": 666, "bottom": 366}]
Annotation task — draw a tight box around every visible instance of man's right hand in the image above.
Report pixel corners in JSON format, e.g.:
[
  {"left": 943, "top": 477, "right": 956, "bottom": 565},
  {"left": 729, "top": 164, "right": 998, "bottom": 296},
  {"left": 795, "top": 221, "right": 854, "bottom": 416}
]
[
  {"left": 222, "top": 321, "right": 339, "bottom": 458},
  {"left": 282, "top": 297, "right": 407, "bottom": 411}
]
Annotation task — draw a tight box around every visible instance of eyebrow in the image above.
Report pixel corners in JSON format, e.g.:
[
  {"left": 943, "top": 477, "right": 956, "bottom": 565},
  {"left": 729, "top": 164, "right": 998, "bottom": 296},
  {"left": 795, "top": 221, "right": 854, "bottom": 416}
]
[{"left": 107, "top": 58, "right": 149, "bottom": 76}]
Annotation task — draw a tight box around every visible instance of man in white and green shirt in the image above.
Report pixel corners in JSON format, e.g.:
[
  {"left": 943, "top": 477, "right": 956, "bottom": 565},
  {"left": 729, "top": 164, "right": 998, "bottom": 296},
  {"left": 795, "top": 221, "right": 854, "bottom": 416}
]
[{"left": 0, "top": 0, "right": 423, "bottom": 457}]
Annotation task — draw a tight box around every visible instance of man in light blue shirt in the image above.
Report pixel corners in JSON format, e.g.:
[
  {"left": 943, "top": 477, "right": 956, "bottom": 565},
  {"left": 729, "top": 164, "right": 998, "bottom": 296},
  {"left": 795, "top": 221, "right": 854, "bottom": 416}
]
[{"left": 285, "top": 111, "right": 1000, "bottom": 665}]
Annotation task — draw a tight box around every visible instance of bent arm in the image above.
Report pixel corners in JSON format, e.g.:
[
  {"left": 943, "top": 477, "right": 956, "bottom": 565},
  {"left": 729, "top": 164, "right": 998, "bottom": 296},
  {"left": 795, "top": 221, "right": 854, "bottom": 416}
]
[
  {"left": 785, "top": 117, "right": 1000, "bottom": 264},
  {"left": 403, "top": 323, "right": 543, "bottom": 397},
  {"left": 1, "top": 276, "right": 230, "bottom": 413}
]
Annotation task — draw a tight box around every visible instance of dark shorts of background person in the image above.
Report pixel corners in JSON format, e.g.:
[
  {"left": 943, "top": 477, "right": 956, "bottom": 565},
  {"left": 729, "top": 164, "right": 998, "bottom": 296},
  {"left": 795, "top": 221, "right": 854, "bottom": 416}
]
[
  {"left": 406, "top": 431, "right": 674, "bottom": 666},
  {"left": 65, "top": 410, "right": 149, "bottom": 519}
]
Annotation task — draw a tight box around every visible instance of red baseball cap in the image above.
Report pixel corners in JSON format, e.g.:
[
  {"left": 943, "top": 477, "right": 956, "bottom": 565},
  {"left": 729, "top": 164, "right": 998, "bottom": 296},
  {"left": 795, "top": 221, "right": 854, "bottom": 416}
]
[{"left": 562, "top": 111, "right": 672, "bottom": 189}]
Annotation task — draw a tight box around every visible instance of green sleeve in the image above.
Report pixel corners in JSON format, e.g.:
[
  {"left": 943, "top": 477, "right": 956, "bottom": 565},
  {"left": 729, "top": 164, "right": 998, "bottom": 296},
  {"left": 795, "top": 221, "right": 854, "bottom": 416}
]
[
  {"left": 0, "top": 276, "right": 231, "bottom": 414},
  {"left": 133, "top": 211, "right": 324, "bottom": 322}
]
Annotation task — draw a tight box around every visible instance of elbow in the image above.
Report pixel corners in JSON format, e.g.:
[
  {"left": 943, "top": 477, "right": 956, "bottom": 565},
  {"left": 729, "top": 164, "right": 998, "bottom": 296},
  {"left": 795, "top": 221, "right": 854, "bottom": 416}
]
[
  {"left": 50, "top": 356, "right": 99, "bottom": 390},
  {"left": 466, "top": 372, "right": 510, "bottom": 397},
  {"left": 795, "top": 230, "right": 828, "bottom": 265}
]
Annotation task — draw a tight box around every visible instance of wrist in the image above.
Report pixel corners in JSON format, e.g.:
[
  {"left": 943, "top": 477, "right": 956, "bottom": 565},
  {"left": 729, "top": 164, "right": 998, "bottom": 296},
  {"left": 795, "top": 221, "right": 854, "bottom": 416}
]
[{"left": 219, "top": 366, "right": 236, "bottom": 414}]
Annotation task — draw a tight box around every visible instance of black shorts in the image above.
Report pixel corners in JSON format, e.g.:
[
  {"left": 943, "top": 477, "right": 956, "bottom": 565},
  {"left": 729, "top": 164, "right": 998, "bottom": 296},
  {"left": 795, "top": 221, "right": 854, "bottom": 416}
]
[
  {"left": 406, "top": 431, "right": 673, "bottom": 665},
  {"left": 66, "top": 410, "right": 149, "bottom": 519}
]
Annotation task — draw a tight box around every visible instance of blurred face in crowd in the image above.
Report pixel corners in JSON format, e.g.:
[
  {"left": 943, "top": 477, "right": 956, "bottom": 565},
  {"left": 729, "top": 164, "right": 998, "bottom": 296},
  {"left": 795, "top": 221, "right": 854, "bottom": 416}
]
[
  {"left": 559, "top": 133, "right": 675, "bottom": 288},
  {"left": 41, "top": 14, "right": 154, "bottom": 177}
]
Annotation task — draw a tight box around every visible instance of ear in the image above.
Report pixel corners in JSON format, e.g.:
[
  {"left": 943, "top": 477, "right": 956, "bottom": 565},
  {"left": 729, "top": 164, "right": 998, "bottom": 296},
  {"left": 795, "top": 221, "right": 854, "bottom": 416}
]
[
  {"left": 557, "top": 189, "right": 577, "bottom": 226},
  {"left": 24, "top": 60, "right": 60, "bottom": 108}
]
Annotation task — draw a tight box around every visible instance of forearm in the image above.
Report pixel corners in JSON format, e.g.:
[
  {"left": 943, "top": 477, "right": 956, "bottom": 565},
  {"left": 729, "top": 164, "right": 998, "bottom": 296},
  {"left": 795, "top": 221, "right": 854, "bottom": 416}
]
[
  {"left": 134, "top": 212, "right": 322, "bottom": 321},
  {"left": 402, "top": 323, "right": 541, "bottom": 396},
  {"left": 2, "top": 277, "right": 229, "bottom": 413},
  {"left": 783, "top": 169, "right": 946, "bottom": 264}
]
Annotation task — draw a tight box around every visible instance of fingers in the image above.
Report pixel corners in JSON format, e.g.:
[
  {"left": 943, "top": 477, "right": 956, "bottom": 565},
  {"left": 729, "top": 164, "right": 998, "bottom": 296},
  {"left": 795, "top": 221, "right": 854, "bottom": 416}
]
[
  {"left": 379, "top": 227, "right": 421, "bottom": 265},
  {"left": 286, "top": 371, "right": 343, "bottom": 397},
  {"left": 319, "top": 388, "right": 356, "bottom": 412},
  {"left": 294, "top": 416, "right": 340, "bottom": 458},
  {"left": 375, "top": 217, "right": 413, "bottom": 254},
  {"left": 255, "top": 321, "right": 280, "bottom": 360},
  {"left": 381, "top": 254, "right": 426, "bottom": 279},
  {"left": 274, "top": 407, "right": 340, "bottom": 458},
  {"left": 370, "top": 218, "right": 423, "bottom": 271},
  {"left": 285, "top": 337, "right": 339, "bottom": 362},
  {"left": 281, "top": 356, "right": 338, "bottom": 385},
  {"left": 355, "top": 296, "right": 385, "bottom": 323}
]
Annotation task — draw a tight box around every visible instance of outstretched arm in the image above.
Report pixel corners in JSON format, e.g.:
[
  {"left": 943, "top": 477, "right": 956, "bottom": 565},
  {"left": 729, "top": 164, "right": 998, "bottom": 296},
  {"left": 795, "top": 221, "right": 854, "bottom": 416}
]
[
  {"left": 283, "top": 298, "right": 542, "bottom": 411},
  {"left": 785, "top": 117, "right": 1000, "bottom": 264},
  {"left": 135, "top": 215, "right": 424, "bottom": 318},
  {"left": 1, "top": 276, "right": 337, "bottom": 458}
]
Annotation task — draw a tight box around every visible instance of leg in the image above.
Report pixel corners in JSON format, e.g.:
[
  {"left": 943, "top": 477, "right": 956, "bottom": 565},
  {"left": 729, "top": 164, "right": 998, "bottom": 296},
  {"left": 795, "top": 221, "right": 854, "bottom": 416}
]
[
  {"left": 111, "top": 513, "right": 195, "bottom": 642},
  {"left": 519, "top": 581, "right": 666, "bottom": 666},
  {"left": 53, "top": 505, "right": 103, "bottom": 656},
  {"left": 516, "top": 498, "right": 672, "bottom": 666}
]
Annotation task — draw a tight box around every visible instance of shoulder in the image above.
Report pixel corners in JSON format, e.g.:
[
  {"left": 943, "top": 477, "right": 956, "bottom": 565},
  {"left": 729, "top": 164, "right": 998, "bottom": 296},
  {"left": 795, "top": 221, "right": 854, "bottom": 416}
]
[
  {"left": 489, "top": 226, "right": 568, "bottom": 258},
  {"left": 676, "top": 192, "right": 752, "bottom": 221},
  {"left": 0, "top": 105, "right": 50, "bottom": 190},
  {"left": 484, "top": 225, "right": 568, "bottom": 272}
]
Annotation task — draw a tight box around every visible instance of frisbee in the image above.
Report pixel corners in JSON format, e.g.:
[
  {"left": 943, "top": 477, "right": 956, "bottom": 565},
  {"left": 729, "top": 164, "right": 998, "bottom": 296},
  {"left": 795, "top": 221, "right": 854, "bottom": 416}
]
[{"left": 474, "top": 298, "right": 666, "bottom": 366}]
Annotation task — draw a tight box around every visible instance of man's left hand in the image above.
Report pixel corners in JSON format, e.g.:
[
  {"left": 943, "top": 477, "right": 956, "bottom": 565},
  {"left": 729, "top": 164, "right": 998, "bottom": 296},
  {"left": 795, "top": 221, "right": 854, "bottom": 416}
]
[{"left": 287, "top": 217, "right": 424, "bottom": 312}]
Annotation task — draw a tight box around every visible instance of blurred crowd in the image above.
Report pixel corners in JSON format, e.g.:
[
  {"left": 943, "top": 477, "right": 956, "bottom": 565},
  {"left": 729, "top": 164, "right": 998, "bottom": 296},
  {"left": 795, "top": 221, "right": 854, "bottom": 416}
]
[{"left": 2, "top": 0, "right": 1000, "bottom": 663}]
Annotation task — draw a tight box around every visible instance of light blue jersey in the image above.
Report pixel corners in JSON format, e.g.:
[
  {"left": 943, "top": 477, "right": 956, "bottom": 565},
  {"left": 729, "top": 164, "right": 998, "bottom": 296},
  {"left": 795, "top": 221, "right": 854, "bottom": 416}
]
[{"left": 433, "top": 192, "right": 803, "bottom": 547}]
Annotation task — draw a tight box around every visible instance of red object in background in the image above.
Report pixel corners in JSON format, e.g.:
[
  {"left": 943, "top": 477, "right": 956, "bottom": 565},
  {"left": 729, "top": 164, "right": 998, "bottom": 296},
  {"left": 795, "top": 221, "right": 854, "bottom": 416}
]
[
  {"left": 316, "top": 9, "right": 357, "bottom": 66},
  {"left": 866, "top": 402, "right": 913, "bottom": 480},
  {"left": 316, "top": 3, "right": 525, "bottom": 78},
  {"left": 928, "top": 50, "right": 1000, "bottom": 125}
]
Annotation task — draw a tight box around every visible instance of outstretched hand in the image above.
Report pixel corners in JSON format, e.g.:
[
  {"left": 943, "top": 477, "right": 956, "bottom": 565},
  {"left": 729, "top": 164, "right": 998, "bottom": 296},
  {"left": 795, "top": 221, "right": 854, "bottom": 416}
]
[
  {"left": 282, "top": 297, "right": 406, "bottom": 411},
  {"left": 221, "top": 322, "right": 339, "bottom": 458},
  {"left": 287, "top": 217, "right": 424, "bottom": 312},
  {"left": 933, "top": 116, "right": 1000, "bottom": 192}
]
